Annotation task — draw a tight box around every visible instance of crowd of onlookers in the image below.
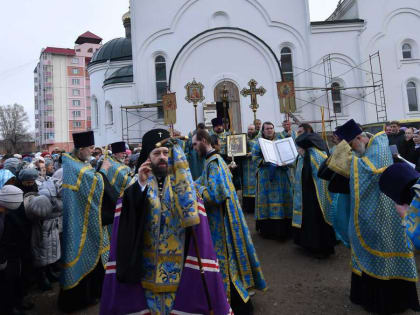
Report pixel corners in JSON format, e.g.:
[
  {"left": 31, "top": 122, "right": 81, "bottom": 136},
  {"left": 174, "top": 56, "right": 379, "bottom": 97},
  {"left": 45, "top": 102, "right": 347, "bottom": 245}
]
[
  {"left": 385, "top": 121, "right": 420, "bottom": 170},
  {"left": 0, "top": 145, "right": 139, "bottom": 315}
]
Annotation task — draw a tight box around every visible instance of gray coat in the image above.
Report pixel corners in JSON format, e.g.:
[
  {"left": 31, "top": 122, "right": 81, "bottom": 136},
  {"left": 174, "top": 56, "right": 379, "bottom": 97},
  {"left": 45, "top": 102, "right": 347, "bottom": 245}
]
[{"left": 24, "top": 193, "right": 61, "bottom": 267}]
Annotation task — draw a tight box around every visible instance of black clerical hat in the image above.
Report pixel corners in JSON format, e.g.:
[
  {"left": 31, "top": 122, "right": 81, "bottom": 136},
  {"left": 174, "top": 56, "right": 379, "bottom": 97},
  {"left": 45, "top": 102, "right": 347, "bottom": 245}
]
[
  {"left": 335, "top": 119, "right": 362, "bottom": 143},
  {"left": 211, "top": 117, "right": 223, "bottom": 128},
  {"left": 111, "top": 141, "right": 126, "bottom": 154},
  {"left": 379, "top": 163, "right": 420, "bottom": 205},
  {"left": 137, "top": 129, "right": 170, "bottom": 167},
  {"left": 72, "top": 131, "right": 94, "bottom": 148}
]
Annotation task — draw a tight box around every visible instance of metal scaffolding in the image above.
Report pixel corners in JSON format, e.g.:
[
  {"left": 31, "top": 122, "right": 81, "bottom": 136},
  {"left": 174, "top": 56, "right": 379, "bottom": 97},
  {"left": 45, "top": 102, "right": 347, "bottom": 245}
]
[{"left": 289, "top": 51, "right": 387, "bottom": 132}]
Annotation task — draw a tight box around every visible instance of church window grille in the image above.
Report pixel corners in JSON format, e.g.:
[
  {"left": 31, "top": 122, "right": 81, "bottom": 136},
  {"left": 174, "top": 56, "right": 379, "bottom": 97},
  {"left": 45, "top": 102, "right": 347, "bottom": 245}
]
[
  {"left": 407, "top": 82, "right": 419, "bottom": 112},
  {"left": 331, "top": 82, "right": 342, "bottom": 114},
  {"left": 155, "top": 55, "right": 167, "bottom": 119},
  {"left": 281, "top": 47, "right": 294, "bottom": 82},
  {"left": 403, "top": 44, "right": 412, "bottom": 59}
]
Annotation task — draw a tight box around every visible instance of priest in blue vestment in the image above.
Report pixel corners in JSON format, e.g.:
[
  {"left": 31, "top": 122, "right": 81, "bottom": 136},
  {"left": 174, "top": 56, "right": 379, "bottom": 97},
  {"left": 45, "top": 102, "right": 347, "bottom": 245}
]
[
  {"left": 242, "top": 124, "right": 259, "bottom": 214},
  {"left": 58, "top": 131, "right": 119, "bottom": 313},
  {"left": 327, "top": 119, "right": 419, "bottom": 314},
  {"left": 193, "top": 129, "right": 267, "bottom": 315},
  {"left": 292, "top": 131, "right": 336, "bottom": 258},
  {"left": 103, "top": 141, "right": 133, "bottom": 197},
  {"left": 252, "top": 122, "right": 293, "bottom": 239}
]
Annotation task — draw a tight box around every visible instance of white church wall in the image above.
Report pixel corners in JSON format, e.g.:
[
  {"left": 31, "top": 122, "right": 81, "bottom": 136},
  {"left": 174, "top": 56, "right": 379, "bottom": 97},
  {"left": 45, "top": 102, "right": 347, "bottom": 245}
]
[
  {"left": 131, "top": 0, "right": 312, "bottom": 134},
  {"left": 358, "top": 0, "right": 420, "bottom": 122},
  {"left": 309, "top": 23, "right": 365, "bottom": 127}
]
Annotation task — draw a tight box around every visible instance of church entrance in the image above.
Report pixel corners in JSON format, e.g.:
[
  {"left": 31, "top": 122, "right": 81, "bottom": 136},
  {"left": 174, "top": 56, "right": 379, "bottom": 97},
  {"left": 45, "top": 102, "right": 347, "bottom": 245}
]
[{"left": 214, "top": 81, "right": 242, "bottom": 134}]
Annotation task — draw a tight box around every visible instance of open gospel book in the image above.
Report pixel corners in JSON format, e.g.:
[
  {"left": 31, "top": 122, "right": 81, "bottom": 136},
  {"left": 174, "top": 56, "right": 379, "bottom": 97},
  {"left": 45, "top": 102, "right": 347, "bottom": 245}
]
[{"left": 258, "top": 137, "right": 298, "bottom": 166}]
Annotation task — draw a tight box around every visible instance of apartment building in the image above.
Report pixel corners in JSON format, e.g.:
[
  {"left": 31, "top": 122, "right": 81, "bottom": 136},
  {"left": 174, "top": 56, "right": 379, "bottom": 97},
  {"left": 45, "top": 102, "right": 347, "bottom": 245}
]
[{"left": 34, "top": 31, "right": 102, "bottom": 151}]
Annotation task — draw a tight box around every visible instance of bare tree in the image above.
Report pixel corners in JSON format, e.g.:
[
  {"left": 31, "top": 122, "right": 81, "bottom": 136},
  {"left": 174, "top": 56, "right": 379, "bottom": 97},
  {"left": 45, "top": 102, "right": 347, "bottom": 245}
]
[{"left": 0, "top": 104, "right": 32, "bottom": 153}]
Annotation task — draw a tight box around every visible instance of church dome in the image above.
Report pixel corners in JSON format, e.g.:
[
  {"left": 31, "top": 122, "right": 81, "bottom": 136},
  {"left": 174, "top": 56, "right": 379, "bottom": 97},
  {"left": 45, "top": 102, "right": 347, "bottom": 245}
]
[
  {"left": 90, "top": 37, "right": 132, "bottom": 66},
  {"left": 103, "top": 65, "right": 133, "bottom": 86}
]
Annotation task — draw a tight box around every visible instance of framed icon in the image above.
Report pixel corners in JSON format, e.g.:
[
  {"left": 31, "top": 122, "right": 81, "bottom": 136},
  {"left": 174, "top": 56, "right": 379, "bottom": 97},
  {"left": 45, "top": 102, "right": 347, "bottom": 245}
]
[{"left": 227, "top": 134, "right": 247, "bottom": 157}]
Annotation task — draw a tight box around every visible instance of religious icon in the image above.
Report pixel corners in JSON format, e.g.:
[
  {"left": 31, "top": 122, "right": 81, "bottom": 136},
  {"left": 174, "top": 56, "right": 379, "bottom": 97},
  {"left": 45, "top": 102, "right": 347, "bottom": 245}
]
[
  {"left": 277, "top": 81, "right": 297, "bottom": 113},
  {"left": 185, "top": 79, "right": 205, "bottom": 127},
  {"left": 185, "top": 79, "right": 205, "bottom": 103},
  {"left": 162, "top": 92, "right": 177, "bottom": 125},
  {"left": 227, "top": 134, "right": 247, "bottom": 157}
]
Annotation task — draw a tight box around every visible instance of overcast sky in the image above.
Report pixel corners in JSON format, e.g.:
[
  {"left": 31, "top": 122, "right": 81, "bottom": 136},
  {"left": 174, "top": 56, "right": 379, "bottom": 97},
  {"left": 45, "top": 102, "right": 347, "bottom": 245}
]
[{"left": 0, "top": 0, "right": 338, "bottom": 130}]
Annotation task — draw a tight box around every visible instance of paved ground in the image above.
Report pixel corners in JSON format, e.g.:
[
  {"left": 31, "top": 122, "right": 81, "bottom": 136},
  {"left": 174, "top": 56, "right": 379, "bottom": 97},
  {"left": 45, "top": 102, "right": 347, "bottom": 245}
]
[{"left": 29, "top": 214, "right": 420, "bottom": 315}]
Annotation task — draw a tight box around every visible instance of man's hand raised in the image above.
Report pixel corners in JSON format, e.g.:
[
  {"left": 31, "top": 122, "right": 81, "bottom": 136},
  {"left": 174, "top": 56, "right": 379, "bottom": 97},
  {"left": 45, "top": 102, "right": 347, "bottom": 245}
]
[{"left": 139, "top": 159, "right": 152, "bottom": 187}]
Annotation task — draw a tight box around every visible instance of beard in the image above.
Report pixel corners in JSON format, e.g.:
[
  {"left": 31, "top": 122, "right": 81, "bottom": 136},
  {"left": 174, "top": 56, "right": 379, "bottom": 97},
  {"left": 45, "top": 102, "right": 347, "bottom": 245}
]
[
  {"left": 196, "top": 143, "right": 208, "bottom": 158},
  {"left": 353, "top": 142, "right": 366, "bottom": 157},
  {"left": 151, "top": 159, "right": 168, "bottom": 178}
]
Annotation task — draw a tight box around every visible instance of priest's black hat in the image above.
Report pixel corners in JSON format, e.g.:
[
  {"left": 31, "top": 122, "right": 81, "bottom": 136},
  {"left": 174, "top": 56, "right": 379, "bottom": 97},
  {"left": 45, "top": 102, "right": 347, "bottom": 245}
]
[
  {"left": 379, "top": 163, "right": 420, "bottom": 205},
  {"left": 211, "top": 117, "right": 223, "bottom": 128},
  {"left": 335, "top": 119, "right": 363, "bottom": 143},
  {"left": 72, "top": 131, "right": 95, "bottom": 148},
  {"left": 111, "top": 141, "right": 126, "bottom": 154},
  {"left": 137, "top": 129, "right": 170, "bottom": 167}
]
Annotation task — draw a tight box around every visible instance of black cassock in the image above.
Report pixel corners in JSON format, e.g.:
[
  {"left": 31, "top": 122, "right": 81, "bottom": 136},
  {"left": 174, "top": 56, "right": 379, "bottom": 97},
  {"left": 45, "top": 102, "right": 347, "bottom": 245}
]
[
  {"left": 293, "top": 151, "right": 336, "bottom": 256},
  {"left": 58, "top": 173, "right": 118, "bottom": 313},
  {"left": 293, "top": 133, "right": 336, "bottom": 257}
]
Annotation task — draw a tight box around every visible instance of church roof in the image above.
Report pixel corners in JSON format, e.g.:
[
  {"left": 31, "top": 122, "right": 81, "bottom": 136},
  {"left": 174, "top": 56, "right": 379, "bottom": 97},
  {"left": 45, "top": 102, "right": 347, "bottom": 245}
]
[
  {"left": 103, "top": 65, "right": 133, "bottom": 86},
  {"left": 310, "top": 18, "right": 364, "bottom": 26},
  {"left": 75, "top": 31, "right": 102, "bottom": 45},
  {"left": 89, "top": 37, "right": 132, "bottom": 66},
  {"left": 43, "top": 47, "right": 76, "bottom": 56}
]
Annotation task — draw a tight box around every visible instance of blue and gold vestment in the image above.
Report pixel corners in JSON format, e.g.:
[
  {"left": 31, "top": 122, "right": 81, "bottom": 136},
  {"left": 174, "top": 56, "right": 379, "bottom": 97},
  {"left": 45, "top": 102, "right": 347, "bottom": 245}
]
[
  {"left": 242, "top": 136, "right": 259, "bottom": 198},
  {"left": 292, "top": 148, "right": 332, "bottom": 228},
  {"left": 252, "top": 134, "right": 293, "bottom": 221},
  {"left": 196, "top": 153, "right": 267, "bottom": 302},
  {"left": 349, "top": 133, "right": 417, "bottom": 281},
  {"left": 61, "top": 154, "right": 108, "bottom": 290},
  {"left": 141, "top": 144, "right": 199, "bottom": 314},
  {"left": 103, "top": 156, "right": 133, "bottom": 197}
]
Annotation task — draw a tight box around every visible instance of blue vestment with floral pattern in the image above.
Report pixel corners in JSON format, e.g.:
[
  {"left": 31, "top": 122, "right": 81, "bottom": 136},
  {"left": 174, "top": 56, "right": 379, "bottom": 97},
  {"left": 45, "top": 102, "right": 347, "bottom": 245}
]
[
  {"left": 196, "top": 153, "right": 267, "bottom": 302},
  {"left": 242, "top": 136, "right": 258, "bottom": 197}
]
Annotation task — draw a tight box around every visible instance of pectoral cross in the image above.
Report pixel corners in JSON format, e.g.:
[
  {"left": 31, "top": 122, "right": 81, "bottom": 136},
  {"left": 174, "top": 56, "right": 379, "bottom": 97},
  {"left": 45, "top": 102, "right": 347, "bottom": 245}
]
[
  {"left": 241, "top": 79, "right": 266, "bottom": 121},
  {"left": 158, "top": 132, "right": 163, "bottom": 138}
]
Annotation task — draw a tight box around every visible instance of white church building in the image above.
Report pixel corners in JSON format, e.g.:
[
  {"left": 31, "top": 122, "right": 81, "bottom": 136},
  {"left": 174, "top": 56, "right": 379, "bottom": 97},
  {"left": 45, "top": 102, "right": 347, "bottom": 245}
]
[{"left": 88, "top": 0, "right": 420, "bottom": 145}]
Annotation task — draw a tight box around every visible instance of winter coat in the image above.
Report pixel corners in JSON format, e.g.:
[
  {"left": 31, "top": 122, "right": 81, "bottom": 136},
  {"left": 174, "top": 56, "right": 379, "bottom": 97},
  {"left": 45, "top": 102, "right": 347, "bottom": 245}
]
[
  {"left": 24, "top": 193, "right": 61, "bottom": 267},
  {"left": 388, "top": 130, "right": 406, "bottom": 151}
]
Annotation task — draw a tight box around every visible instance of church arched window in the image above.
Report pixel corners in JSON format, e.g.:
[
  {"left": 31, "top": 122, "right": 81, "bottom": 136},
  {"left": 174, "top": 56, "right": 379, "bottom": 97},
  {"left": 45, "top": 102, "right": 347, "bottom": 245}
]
[
  {"left": 331, "top": 82, "right": 342, "bottom": 114},
  {"left": 407, "top": 81, "right": 419, "bottom": 112},
  {"left": 403, "top": 43, "right": 412, "bottom": 59},
  {"left": 92, "top": 96, "right": 99, "bottom": 128},
  {"left": 155, "top": 55, "right": 167, "bottom": 119},
  {"left": 281, "top": 47, "right": 294, "bottom": 82},
  {"left": 105, "top": 102, "right": 113, "bottom": 125}
]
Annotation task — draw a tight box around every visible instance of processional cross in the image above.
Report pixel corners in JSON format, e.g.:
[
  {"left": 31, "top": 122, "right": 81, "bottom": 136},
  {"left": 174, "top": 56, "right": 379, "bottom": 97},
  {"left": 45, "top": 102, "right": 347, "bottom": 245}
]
[{"left": 241, "top": 79, "right": 266, "bottom": 121}]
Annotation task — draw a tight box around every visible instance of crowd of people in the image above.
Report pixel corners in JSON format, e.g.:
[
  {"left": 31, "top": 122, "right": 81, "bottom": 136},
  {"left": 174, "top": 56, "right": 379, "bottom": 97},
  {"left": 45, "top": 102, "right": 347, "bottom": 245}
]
[{"left": 1, "top": 116, "right": 420, "bottom": 315}]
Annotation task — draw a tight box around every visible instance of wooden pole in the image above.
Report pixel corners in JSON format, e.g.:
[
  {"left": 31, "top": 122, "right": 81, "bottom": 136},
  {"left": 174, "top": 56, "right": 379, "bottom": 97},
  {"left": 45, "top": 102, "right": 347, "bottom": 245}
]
[{"left": 194, "top": 103, "right": 198, "bottom": 129}]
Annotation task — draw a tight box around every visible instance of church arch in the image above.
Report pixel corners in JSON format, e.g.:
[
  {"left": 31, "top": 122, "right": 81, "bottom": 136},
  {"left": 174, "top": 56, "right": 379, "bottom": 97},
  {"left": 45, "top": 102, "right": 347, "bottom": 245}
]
[{"left": 168, "top": 27, "right": 283, "bottom": 89}]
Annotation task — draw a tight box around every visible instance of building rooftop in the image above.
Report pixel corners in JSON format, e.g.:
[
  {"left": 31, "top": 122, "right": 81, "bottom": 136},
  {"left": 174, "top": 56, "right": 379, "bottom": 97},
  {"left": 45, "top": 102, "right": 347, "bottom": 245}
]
[
  {"left": 311, "top": 18, "right": 364, "bottom": 26},
  {"left": 43, "top": 47, "right": 76, "bottom": 56},
  {"left": 89, "top": 37, "right": 132, "bottom": 66},
  {"left": 75, "top": 31, "right": 103, "bottom": 45}
]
